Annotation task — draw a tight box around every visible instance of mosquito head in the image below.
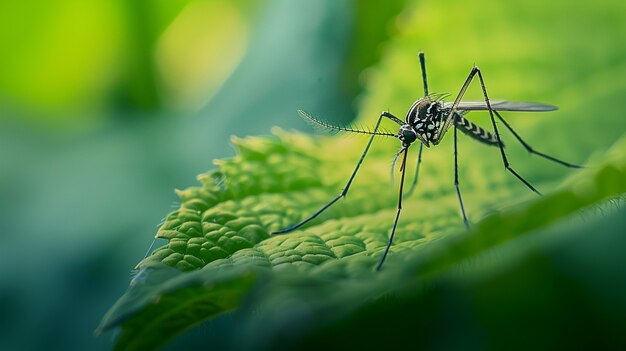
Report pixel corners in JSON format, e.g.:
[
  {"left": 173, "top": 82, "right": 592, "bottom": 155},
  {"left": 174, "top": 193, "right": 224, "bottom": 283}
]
[{"left": 397, "top": 124, "right": 417, "bottom": 146}]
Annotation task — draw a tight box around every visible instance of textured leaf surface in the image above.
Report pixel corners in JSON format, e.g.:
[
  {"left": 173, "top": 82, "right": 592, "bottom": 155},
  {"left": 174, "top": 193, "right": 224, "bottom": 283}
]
[
  {"left": 98, "top": 131, "right": 626, "bottom": 349},
  {"left": 99, "top": 0, "right": 626, "bottom": 349}
]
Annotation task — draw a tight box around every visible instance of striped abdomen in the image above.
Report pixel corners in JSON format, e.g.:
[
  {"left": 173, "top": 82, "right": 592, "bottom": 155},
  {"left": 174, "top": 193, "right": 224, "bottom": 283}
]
[{"left": 454, "top": 113, "right": 502, "bottom": 147}]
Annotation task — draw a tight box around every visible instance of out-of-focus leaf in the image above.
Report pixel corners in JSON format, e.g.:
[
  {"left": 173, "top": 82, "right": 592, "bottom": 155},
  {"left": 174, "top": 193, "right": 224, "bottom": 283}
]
[
  {"left": 342, "top": 0, "right": 408, "bottom": 99},
  {"left": 97, "top": 263, "right": 259, "bottom": 351},
  {"left": 274, "top": 202, "right": 626, "bottom": 350},
  {"left": 0, "top": 0, "right": 264, "bottom": 122}
]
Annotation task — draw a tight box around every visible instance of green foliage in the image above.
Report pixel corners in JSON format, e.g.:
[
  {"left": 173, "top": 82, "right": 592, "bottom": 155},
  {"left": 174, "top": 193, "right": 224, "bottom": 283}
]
[
  {"left": 99, "top": 129, "right": 626, "bottom": 349},
  {"left": 97, "top": 128, "right": 626, "bottom": 348},
  {"left": 98, "top": 0, "right": 626, "bottom": 349}
]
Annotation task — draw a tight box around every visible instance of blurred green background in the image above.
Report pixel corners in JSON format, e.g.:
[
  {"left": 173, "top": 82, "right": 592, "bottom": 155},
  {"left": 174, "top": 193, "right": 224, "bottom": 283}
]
[
  {"left": 0, "top": 1, "right": 368, "bottom": 350},
  {"left": 0, "top": 0, "right": 624, "bottom": 350}
]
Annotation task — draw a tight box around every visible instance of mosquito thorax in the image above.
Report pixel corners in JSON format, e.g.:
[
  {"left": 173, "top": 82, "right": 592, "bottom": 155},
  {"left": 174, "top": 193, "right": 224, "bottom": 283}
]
[{"left": 405, "top": 97, "right": 444, "bottom": 146}]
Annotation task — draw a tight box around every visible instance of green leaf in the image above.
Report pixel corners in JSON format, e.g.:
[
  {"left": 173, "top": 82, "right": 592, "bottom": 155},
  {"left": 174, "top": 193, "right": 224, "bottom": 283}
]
[
  {"left": 99, "top": 0, "right": 626, "bottom": 349},
  {"left": 98, "top": 263, "right": 260, "bottom": 350},
  {"left": 98, "top": 130, "right": 626, "bottom": 349}
]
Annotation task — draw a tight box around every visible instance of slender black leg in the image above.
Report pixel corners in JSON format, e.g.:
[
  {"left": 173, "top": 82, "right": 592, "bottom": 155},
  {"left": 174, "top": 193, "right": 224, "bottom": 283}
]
[
  {"left": 419, "top": 51, "right": 429, "bottom": 96},
  {"left": 376, "top": 146, "right": 409, "bottom": 271},
  {"left": 472, "top": 69, "right": 541, "bottom": 195},
  {"left": 406, "top": 143, "right": 424, "bottom": 196},
  {"left": 494, "top": 111, "right": 583, "bottom": 168},
  {"left": 273, "top": 112, "right": 400, "bottom": 234},
  {"left": 447, "top": 67, "right": 542, "bottom": 195},
  {"left": 436, "top": 66, "right": 480, "bottom": 140},
  {"left": 454, "top": 126, "right": 470, "bottom": 228}
]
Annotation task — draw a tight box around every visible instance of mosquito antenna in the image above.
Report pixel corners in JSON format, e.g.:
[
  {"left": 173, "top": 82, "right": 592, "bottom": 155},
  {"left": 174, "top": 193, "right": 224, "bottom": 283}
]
[
  {"left": 419, "top": 51, "right": 429, "bottom": 97},
  {"left": 298, "top": 110, "right": 396, "bottom": 137}
]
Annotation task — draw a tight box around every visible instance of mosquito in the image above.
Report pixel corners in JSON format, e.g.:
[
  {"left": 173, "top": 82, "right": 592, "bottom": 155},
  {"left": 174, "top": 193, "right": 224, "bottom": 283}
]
[{"left": 273, "top": 52, "right": 581, "bottom": 271}]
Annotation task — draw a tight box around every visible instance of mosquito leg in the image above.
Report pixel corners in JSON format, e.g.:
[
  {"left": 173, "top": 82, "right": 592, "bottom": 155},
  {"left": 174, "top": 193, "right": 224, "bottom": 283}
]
[
  {"left": 436, "top": 67, "right": 480, "bottom": 225},
  {"left": 406, "top": 143, "right": 424, "bottom": 196},
  {"left": 473, "top": 68, "right": 541, "bottom": 195},
  {"left": 494, "top": 111, "right": 583, "bottom": 168},
  {"left": 454, "top": 126, "right": 470, "bottom": 228},
  {"left": 419, "top": 51, "right": 429, "bottom": 96},
  {"left": 273, "top": 112, "right": 400, "bottom": 235},
  {"left": 436, "top": 66, "right": 480, "bottom": 140},
  {"left": 376, "top": 146, "right": 409, "bottom": 271}
]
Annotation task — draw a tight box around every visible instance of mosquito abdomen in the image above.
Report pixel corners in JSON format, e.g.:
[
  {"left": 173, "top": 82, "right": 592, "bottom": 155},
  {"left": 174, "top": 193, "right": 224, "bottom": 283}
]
[{"left": 454, "top": 114, "right": 502, "bottom": 146}]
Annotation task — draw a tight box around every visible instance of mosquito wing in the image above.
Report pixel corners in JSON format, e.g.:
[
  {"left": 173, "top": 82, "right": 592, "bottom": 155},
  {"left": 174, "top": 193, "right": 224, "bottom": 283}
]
[{"left": 444, "top": 100, "right": 558, "bottom": 112}]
